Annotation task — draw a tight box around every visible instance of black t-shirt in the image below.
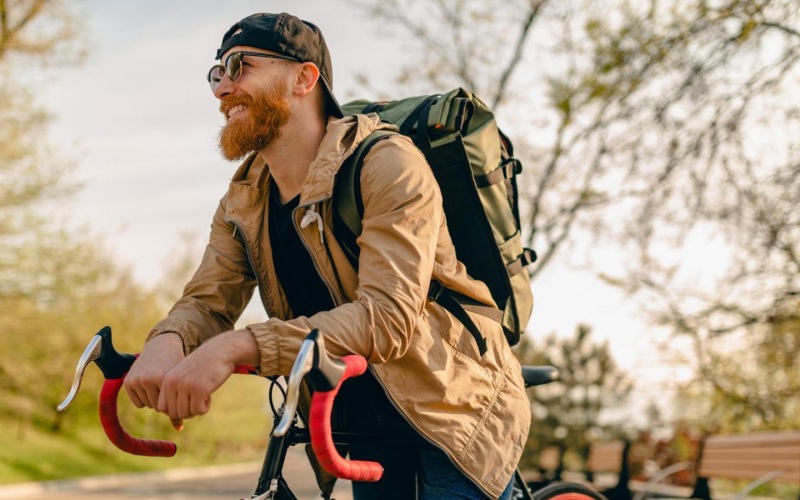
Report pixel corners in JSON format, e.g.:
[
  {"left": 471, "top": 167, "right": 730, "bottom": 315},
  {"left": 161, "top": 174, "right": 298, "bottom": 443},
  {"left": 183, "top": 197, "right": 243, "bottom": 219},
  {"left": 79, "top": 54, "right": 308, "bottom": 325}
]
[
  {"left": 268, "top": 181, "right": 415, "bottom": 438},
  {"left": 268, "top": 183, "right": 335, "bottom": 318}
]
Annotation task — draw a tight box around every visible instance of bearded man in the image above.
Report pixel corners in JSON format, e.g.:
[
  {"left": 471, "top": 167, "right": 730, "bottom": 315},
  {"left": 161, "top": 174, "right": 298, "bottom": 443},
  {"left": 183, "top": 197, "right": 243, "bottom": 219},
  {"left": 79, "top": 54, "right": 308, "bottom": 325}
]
[{"left": 123, "top": 12, "right": 529, "bottom": 500}]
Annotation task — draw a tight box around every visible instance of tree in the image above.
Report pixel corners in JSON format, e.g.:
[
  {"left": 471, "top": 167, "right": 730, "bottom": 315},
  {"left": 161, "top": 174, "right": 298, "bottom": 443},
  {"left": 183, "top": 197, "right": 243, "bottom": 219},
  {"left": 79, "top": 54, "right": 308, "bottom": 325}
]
[
  {"left": 0, "top": 0, "right": 86, "bottom": 64},
  {"left": 0, "top": 0, "right": 86, "bottom": 297},
  {"left": 357, "top": 0, "right": 800, "bottom": 429},
  {"left": 673, "top": 299, "right": 800, "bottom": 433},
  {"left": 0, "top": 0, "right": 109, "bottom": 432},
  {"left": 518, "top": 325, "right": 633, "bottom": 470}
]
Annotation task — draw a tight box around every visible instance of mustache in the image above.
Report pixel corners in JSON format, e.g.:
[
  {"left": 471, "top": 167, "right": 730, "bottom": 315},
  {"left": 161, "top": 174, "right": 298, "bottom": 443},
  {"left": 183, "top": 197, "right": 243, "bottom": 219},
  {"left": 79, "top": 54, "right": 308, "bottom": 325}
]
[{"left": 219, "top": 95, "right": 253, "bottom": 115}]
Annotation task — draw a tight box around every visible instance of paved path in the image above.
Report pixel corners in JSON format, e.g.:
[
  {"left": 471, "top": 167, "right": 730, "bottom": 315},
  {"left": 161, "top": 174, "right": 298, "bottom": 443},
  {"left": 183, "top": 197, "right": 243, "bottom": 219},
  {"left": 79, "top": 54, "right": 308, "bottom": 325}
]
[{"left": 0, "top": 448, "right": 353, "bottom": 500}]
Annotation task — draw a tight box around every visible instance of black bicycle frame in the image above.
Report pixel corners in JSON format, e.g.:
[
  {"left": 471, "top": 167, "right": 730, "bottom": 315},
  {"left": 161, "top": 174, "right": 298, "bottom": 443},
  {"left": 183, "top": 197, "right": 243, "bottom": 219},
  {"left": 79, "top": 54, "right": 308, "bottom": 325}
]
[{"left": 253, "top": 413, "right": 425, "bottom": 499}]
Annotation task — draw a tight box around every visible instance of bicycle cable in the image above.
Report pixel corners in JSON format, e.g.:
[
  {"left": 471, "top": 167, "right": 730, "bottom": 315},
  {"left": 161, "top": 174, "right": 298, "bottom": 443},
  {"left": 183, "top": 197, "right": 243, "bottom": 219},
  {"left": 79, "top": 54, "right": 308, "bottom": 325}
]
[{"left": 267, "top": 376, "right": 287, "bottom": 418}]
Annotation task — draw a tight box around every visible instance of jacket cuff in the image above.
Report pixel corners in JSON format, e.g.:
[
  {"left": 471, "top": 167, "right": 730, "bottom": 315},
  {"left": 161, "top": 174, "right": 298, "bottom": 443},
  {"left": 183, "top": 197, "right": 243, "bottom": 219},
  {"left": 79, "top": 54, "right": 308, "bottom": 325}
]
[
  {"left": 147, "top": 328, "right": 190, "bottom": 356},
  {"left": 245, "top": 322, "right": 280, "bottom": 375}
]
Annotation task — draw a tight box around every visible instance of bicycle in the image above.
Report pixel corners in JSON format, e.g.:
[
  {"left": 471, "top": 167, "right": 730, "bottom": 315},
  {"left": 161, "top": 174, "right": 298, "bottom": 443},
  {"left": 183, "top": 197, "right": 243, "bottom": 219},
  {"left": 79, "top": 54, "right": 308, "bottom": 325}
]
[{"left": 59, "top": 326, "right": 607, "bottom": 500}]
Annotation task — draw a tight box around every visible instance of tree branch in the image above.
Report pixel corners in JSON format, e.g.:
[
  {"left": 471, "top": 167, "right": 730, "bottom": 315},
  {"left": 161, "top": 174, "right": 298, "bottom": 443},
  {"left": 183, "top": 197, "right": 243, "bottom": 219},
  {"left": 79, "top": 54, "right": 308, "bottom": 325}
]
[
  {"left": 0, "top": 0, "right": 49, "bottom": 59},
  {"left": 762, "top": 20, "right": 800, "bottom": 40},
  {"left": 492, "top": 0, "right": 546, "bottom": 108}
]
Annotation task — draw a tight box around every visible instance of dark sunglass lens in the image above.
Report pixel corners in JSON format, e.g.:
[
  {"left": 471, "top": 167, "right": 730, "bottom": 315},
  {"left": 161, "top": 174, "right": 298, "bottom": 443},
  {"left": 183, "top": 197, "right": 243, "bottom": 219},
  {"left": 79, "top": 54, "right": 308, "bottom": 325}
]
[{"left": 226, "top": 52, "right": 243, "bottom": 82}]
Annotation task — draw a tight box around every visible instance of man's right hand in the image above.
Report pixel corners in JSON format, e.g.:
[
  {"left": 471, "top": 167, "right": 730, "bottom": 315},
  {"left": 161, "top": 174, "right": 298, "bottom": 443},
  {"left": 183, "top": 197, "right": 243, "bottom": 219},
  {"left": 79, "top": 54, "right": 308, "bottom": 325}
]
[{"left": 124, "top": 332, "right": 185, "bottom": 428}]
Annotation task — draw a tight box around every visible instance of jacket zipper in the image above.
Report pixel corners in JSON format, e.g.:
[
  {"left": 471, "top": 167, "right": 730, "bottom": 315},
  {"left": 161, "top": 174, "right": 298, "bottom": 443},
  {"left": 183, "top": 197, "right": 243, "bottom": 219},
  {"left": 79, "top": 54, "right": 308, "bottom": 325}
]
[
  {"left": 366, "top": 365, "right": 495, "bottom": 497},
  {"left": 225, "top": 218, "right": 269, "bottom": 311},
  {"left": 291, "top": 203, "right": 343, "bottom": 306}
]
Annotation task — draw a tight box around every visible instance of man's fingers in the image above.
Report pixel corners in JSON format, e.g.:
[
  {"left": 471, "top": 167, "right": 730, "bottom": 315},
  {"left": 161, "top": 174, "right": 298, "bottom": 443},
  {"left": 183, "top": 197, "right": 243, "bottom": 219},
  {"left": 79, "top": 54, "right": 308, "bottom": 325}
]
[
  {"left": 124, "top": 375, "right": 159, "bottom": 409},
  {"left": 190, "top": 395, "right": 211, "bottom": 417},
  {"left": 125, "top": 384, "right": 146, "bottom": 409},
  {"left": 142, "top": 384, "right": 161, "bottom": 409},
  {"left": 171, "top": 418, "right": 184, "bottom": 431},
  {"left": 175, "top": 391, "right": 191, "bottom": 420},
  {"left": 156, "top": 384, "right": 169, "bottom": 415},
  {"left": 124, "top": 332, "right": 186, "bottom": 412}
]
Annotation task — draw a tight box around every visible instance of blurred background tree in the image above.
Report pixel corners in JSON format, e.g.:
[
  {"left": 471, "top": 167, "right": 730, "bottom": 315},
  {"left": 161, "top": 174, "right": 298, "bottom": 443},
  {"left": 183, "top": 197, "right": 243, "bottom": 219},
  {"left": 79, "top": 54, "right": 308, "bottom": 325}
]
[
  {"left": 517, "top": 325, "right": 633, "bottom": 471},
  {"left": 1, "top": 0, "right": 92, "bottom": 428},
  {"left": 355, "top": 0, "right": 800, "bottom": 435},
  {"left": 0, "top": 1, "right": 271, "bottom": 483},
  {"left": 0, "top": 0, "right": 85, "bottom": 290}
]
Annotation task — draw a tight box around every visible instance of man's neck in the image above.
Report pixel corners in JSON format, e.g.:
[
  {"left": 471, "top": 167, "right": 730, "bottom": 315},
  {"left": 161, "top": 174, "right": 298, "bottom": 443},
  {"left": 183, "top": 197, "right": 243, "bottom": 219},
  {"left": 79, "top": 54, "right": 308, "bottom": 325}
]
[{"left": 261, "top": 116, "right": 327, "bottom": 204}]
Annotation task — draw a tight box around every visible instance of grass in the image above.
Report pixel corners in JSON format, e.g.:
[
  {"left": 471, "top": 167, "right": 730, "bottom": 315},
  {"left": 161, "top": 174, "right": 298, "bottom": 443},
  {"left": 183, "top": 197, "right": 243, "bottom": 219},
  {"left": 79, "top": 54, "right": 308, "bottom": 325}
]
[{"left": 0, "top": 374, "right": 275, "bottom": 485}]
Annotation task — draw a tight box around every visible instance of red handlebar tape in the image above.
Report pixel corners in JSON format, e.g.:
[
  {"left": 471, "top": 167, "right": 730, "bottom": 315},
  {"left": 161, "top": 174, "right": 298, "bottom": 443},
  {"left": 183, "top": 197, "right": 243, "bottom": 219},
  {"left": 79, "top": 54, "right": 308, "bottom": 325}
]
[
  {"left": 97, "top": 361, "right": 256, "bottom": 458},
  {"left": 233, "top": 365, "right": 259, "bottom": 375},
  {"left": 309, "top": 355, "right": 384, "bottom": 482},
  {"left": 99, "top": 376, "right": 177, "bottom": 457}
]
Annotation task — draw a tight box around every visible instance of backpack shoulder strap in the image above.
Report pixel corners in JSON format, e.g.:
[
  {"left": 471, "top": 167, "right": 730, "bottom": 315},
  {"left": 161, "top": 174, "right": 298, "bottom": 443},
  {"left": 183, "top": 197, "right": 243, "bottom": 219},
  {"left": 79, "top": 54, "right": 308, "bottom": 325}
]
[
  {"left": 333, "top": 128, "right": 493, "bottom": 357},
  {"left": 333, "top": 129, "right": 397, "bottom": 268}
]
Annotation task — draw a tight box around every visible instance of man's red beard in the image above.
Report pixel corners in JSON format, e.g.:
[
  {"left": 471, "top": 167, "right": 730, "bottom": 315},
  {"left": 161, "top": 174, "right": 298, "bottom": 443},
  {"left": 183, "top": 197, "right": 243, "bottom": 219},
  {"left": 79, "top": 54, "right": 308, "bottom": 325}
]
[{"left": 217, "top": 83, "right": 291, "bottom": 161}]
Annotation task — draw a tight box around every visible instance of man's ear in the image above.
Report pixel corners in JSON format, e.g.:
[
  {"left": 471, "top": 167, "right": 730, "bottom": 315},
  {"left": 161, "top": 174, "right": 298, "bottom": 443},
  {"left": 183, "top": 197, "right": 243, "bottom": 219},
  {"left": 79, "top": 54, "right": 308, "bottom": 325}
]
[{"left": 292, "top": 62, "right": 321, "bottom": 97}]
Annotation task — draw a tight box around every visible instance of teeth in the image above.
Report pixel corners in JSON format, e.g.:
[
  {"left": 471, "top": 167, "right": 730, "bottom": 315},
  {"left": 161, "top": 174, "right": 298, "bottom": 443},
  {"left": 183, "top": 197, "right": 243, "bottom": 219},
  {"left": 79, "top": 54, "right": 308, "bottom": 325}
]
[{"left": 227, "top": 104, "right": 247, "bottom": 118}]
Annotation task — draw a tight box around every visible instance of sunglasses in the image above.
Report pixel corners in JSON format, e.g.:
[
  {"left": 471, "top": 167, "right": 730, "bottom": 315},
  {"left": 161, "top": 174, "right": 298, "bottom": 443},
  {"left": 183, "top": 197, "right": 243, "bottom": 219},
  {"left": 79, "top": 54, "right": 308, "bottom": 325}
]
[{"left": 207, "top": 51, "right": 300, "bottom": 91}]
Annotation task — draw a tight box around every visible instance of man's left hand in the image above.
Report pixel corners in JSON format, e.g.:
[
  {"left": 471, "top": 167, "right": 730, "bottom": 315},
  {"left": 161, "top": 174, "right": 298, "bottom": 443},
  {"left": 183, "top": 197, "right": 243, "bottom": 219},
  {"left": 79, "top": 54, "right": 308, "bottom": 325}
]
[{"left": 156, "top": 330, "right": 260, "bottom": 420}]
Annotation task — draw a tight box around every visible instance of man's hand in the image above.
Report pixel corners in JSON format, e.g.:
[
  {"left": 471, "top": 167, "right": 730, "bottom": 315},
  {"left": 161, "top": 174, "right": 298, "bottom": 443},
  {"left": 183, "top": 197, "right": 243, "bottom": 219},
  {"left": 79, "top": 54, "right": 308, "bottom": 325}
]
[
  {"left": 124, "top": 332, "right": 185, "bottom": 409},
  {"left": 155, "top": 330, "right": 259, "bottom": 422}
]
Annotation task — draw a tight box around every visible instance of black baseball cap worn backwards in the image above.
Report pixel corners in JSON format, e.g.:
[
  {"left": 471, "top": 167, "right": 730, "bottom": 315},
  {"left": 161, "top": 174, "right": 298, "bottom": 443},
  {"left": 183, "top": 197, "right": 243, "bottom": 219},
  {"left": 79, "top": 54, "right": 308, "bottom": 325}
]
[{"left": 216, "top": 12, "right": 344, "bottom": 118}]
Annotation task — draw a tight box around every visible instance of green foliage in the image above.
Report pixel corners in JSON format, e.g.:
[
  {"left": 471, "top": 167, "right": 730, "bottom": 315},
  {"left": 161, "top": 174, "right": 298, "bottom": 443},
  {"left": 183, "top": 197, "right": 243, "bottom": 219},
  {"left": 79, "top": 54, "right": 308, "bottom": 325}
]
[
  {"left": 516, "top": 325, "right": 633, "bottom": 471},
  {"left": 0, "top": 375, "right": 272, "bottom": 484},
  {"left": 0, "top": 0, "right": 272, "bottom": 484},
  {"left": 674, "top": 299, "right": 800, "bottom": 433}
]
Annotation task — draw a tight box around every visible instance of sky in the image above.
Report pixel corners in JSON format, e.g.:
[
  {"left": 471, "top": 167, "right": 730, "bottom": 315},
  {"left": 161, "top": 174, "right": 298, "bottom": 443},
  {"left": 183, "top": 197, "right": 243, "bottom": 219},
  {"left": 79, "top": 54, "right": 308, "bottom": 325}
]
[{"left": 41, "top": 0, "right": 687, "bottom": 423}]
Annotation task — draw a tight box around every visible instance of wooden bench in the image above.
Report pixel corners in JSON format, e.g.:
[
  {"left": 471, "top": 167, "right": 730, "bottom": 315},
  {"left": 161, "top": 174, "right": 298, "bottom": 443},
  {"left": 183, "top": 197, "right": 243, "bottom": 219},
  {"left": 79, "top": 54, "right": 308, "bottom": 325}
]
[
  {"left": 634, "top": 430, "right": 800, "bottom": 500},
  {"left": 539, "top": 446, "right": 561, "bottom": 478},
  {"left": 587, "top": 441, "right": 632, "bottom": 500},
  {"left": 526, "top": 445, "right": 563, "bottom": 490},
  {"left": 692, "top": 431, "right": 800, "bottom": 499}
]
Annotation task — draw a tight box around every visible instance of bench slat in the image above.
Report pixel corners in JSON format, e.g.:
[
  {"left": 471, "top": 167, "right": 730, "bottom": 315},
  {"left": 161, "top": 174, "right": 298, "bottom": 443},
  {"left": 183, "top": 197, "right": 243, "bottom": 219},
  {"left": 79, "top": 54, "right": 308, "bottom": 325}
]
[
  {"left": 539, "top": 447, "right": 560, "bottom": 469},
  {"left": 699, "top": 466, "right": 800, "bottom": 483},
  {"left": 700, "top": 459, "right": 800, "bottom": 473},
  {"left": 589, "top": 461, "right": 621, "bottom": 472},
  {"left": 703, "top": 448, "right": 800, "bottom": 460},
  {"left": 588, "top": 442, "right": 625, "bottom": 472},
  {"left": 705, "top": 432, "right": 800, "bottom": 449},
  {"left": 699, "top": 432, "right": 800, "bottom": 485}
]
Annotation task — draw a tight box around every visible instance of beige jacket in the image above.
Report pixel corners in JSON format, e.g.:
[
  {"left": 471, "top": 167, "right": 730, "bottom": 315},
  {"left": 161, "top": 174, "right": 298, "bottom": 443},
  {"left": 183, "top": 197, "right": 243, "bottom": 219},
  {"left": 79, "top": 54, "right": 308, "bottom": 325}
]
[{"left": 150, "top": 114, "right": 531, "bottom": 498}]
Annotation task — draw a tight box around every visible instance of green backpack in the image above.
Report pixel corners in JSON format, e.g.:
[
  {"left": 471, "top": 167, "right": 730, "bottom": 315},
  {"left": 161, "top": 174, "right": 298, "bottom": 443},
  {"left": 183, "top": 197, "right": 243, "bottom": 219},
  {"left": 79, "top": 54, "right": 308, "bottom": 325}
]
[{"left": 334, "top": 88, "right": 536, "bottom": 352}]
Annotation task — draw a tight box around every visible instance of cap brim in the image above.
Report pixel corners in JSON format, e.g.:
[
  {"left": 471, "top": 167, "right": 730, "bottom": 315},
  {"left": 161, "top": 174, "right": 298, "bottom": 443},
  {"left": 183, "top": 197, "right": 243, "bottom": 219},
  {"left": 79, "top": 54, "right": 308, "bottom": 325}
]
[{"left": 319, "top": 76, "right": 344, "bottom": 118}]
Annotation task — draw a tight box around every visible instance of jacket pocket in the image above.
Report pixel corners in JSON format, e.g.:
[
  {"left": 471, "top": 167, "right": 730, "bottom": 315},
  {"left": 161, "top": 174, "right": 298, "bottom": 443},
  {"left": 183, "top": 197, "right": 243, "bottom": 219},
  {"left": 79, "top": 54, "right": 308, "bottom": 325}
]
[{"left": 427, "top": 301, "right": 497, "bottom": 369}]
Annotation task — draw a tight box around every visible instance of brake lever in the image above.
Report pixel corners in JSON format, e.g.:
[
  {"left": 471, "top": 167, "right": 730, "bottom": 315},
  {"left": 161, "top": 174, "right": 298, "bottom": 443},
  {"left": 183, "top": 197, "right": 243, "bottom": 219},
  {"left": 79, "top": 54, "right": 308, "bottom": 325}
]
[
  {"left": 58, "top": 334, "right": 103, "bottom": 412},
  {"left": 57, "top": 326, "right": 176, "bottom": 457},
  {"left": 272, "top": 337, "right": 315, "bottom": 437}
]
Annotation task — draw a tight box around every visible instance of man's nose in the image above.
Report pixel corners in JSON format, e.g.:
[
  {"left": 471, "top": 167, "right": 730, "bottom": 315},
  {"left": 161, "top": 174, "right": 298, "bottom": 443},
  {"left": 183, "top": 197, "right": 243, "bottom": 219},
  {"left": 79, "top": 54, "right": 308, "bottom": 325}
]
[{"left": 213, "top": 73, "right": 234, "bottom": 99}]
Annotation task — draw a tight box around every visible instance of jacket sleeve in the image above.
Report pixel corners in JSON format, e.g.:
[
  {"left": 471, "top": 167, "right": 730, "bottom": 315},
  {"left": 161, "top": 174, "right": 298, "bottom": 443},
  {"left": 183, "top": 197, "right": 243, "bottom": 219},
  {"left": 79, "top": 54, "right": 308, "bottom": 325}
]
[
  {"left": 148, "top": 196, "right": 257, "bottom": 354},
  {"left": 247, "top": 136, "right": 441, "bottom": 375}
]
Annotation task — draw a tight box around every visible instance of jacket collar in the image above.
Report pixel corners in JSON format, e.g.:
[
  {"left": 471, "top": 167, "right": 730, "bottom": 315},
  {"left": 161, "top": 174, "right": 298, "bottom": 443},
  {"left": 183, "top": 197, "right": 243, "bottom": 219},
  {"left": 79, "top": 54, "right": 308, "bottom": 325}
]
[
  {"left": 299, "top": 113, "right": 388, "bottom": 205},
  {"left": 224, "top": 113, "right": 393, "bottom": 229}
]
